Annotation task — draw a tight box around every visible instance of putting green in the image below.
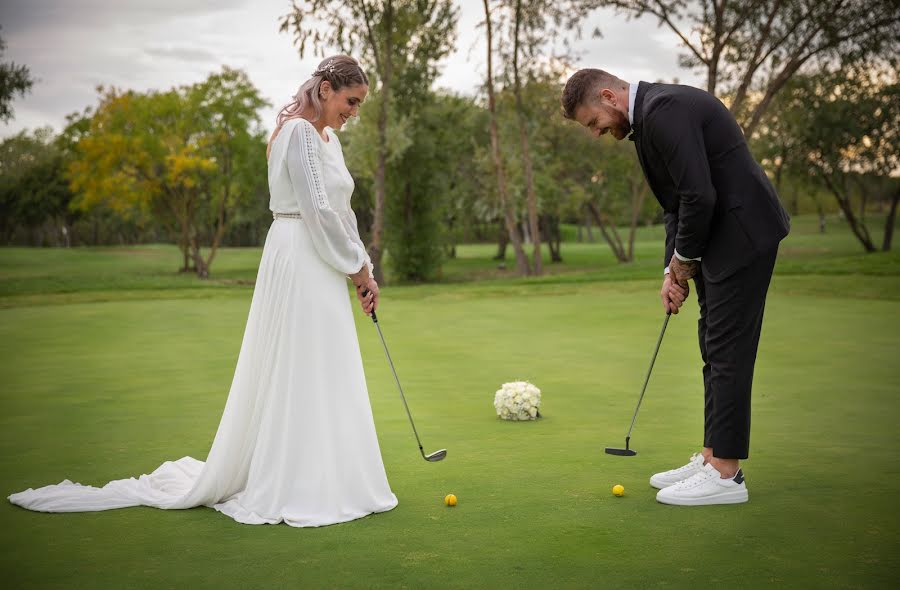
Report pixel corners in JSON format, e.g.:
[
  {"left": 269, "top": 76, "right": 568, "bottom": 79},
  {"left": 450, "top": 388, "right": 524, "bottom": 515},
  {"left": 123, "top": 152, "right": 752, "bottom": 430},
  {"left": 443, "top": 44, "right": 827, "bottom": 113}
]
[{"left": 1, "top": 274, "right": 898, "bottom": 588}]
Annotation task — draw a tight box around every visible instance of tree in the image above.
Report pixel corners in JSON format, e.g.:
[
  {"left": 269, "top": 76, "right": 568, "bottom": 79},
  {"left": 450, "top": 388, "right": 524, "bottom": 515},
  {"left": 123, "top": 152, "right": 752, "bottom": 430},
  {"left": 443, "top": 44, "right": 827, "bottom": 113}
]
[
  {"left": 483, "top": 0, "right": 531, "bottom": 275},
  {"left": 0, "top": 128, "right": 75, "bottom": 246},
  {"left": 280, "top": 0, "right": 458, "bottom": 284},
  {"left": 611, "top": 0, "right": 900, "bottom": 137},
  {"left": 765, "top": 66, "right": 899, "bottom": 252},
  {"left": 187, "top": 68, "right": 270, "bottom": 276},
  {"left": 0, "top": 28, "right": 35, "bottom": 123},
  {"left": 751, "top": 89, "right": 833, "bottom": 231},
  {"left": 489, "top": 0, "right": 600, "bottom": 274},
  {"left": 584, "top": 144, "right": 650, "bottom": 263},
  {"left": 68, "top": 68, "right": 269, "bottom": 276},
  {"left": 511, "top": 0, "right": 544, "bottom": 274}
]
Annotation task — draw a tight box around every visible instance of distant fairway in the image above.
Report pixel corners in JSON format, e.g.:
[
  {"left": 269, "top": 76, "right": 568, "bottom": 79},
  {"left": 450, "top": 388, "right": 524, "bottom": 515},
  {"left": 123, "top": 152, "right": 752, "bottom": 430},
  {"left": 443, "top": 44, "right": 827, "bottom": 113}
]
[{"left": 1, "top": 215, "right": 898, "bottom": 588}]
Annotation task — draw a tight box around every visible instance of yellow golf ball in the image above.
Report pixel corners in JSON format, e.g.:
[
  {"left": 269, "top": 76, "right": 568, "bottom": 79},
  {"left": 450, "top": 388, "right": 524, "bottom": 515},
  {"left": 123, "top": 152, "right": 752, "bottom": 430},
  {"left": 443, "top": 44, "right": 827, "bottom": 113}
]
[
  {"left": 612, "top": 484, "right": 625, "bottom": 497},
  {"left": 444, "top": 494, "right": 458, "bottom": 507}
]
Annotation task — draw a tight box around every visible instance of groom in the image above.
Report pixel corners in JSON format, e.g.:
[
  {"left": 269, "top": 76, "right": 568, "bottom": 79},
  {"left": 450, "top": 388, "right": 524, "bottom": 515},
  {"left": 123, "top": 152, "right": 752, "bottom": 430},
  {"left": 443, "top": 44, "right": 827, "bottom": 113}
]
[{"left": 562, "top": 69, "right": 790, "bottom": 505}]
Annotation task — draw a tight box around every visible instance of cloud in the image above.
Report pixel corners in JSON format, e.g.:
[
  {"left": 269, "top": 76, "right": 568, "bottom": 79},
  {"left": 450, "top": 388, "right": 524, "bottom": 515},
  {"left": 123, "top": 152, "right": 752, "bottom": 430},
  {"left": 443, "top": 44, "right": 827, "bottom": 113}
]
[
  {"left": 0, "top": 1, "right": 705, "bottom": 138},
  {"left": 144, "top": 46, "right": 220, "bottom": 63},
  {"left": 0, "top": 0, "right": 249, "bottom": 32}
]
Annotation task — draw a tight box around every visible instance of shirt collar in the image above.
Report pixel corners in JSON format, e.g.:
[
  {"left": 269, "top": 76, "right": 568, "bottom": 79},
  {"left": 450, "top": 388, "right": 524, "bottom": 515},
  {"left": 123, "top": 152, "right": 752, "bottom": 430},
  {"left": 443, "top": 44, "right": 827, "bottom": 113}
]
[{"left": 627, "top": 82, "right": 638, "bottom": 125}]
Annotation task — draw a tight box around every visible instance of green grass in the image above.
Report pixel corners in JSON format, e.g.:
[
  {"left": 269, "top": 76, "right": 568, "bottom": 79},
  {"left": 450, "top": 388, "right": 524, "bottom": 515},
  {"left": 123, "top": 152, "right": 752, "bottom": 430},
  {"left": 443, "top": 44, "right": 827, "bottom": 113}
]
[
  {"left": 1, "top": 213, "right": 896, "bottom": 304},
  {"left": 1, "top": 214, "right": 899, "bottom": 588}
]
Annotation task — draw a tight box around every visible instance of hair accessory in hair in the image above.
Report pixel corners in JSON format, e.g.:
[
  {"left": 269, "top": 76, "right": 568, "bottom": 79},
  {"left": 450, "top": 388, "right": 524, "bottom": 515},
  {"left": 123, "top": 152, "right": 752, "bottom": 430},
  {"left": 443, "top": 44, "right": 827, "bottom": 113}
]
[{"left": 313, "top": 60, "right": 336, "bottom": 77}]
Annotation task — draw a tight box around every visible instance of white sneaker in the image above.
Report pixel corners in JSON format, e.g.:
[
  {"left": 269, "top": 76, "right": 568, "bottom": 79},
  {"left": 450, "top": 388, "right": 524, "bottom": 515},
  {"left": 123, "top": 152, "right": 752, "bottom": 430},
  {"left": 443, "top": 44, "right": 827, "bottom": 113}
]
[
  {"left": 656, "top": 463, "right": 749, "bottom": 506},
  {"left": 649, "top": 453, "right": 706, "bottom": 489}
]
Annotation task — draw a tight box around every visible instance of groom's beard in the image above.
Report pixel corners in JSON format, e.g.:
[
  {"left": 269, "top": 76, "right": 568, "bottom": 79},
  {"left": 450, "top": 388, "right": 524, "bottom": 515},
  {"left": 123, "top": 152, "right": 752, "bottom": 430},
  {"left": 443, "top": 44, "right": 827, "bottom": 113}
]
[{"left": 601, "top": 104, "right": 632, "bottom": 140}]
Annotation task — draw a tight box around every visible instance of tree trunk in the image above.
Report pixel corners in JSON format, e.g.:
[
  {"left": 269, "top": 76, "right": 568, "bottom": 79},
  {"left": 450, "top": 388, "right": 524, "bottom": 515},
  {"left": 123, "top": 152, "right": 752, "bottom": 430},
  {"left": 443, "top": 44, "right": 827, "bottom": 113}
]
[
  {"left": 812, "top": 193, "right": 827, "bottom": 233},
  {"left": 483, "top": 0, "right": 530, "bottom": 276},
  {"left": 204, "top": 177, "right": 231, "bottom": 274},
  {"left": 194, "top": 256, "right": 209, "bottom": 279},
  {"left": 883, "top": 187, "right": 899, "bottom": 252},
  {"left": 586, "top": 201, "right": 628, "bottom": 262},
  {"left": 583, "top": 206, "right": 595, "bottom": 242},
  {"left": 369, "top": 0, "right": 393, "bottom": 285},
  {"left": 627, "top": 179, "right": 648, "bottom": 261},
  {"left": 541, "top": 213, "right": 562, "bottom": 262},
  {"left": 512, "top": 0, "right": 542, "bottom": 275},
  {"left": 493, "top": 222, "right": 509, "bottom": 260},
  {"left": 822, "top": 174, "right": 876, "bottom": 252}
]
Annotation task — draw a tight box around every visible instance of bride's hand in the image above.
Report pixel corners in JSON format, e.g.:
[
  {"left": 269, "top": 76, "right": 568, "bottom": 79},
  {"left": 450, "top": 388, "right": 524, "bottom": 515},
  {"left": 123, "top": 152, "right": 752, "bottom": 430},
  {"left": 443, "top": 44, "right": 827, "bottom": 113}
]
[
  {"left": 356, "top": 278, "right": 378, "bottom": 315},
  {"left": 349, "top": 265, "right": 369, "bottom": 287}
]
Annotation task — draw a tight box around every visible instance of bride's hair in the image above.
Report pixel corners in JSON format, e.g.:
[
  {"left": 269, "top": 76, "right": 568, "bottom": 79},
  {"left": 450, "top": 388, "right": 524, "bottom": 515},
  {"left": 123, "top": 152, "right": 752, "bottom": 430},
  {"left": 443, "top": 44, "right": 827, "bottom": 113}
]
[{"left": 276, "top": 55, "right": 369, "bottom": 126}]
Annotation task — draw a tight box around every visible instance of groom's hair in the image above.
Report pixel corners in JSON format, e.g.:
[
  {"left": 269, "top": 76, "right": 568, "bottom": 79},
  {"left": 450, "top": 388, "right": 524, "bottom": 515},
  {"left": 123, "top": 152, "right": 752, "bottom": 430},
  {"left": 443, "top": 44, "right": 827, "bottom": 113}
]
[{"left": 562, "top": 69, "right": 626, "bottom": 120}]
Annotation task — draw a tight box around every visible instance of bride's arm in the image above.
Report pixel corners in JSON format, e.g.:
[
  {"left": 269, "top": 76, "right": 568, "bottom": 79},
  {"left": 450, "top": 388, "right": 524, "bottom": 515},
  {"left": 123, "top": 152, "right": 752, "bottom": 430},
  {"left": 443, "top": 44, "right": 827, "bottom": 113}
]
[
  {"left": 285, "top": 120, "right": 370, "bottom": 283},
  {"left": 346, "top": 208, "right": 374, "bottom": 278}
]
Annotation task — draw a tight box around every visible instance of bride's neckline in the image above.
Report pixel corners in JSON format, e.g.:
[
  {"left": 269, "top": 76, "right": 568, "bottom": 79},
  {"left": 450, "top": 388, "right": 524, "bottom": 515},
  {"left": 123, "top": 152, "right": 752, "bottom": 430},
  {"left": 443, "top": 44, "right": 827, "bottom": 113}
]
[
  {"left": 288, "top": 117, "right": 330, "bottom": 143},
  {"left": 267, "top": 118, "right": 330, "bottom": 160}
]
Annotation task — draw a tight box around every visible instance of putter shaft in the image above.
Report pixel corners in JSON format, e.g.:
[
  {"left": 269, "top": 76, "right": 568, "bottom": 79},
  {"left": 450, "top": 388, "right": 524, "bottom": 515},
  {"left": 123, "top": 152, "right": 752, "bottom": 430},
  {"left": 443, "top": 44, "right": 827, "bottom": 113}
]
[{"left": 624, "top": 312, "right": 671, "bottom": 441}]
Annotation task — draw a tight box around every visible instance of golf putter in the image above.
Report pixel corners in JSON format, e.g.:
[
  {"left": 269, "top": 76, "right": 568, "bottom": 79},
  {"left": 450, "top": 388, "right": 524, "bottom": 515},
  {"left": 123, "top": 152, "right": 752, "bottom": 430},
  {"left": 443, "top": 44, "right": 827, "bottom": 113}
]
[
  {"left": 362, "top": 290, "right": 447, "bottom": 462},
  {"left": 605, "top": 312, "right": 671, "bottom": 457}
]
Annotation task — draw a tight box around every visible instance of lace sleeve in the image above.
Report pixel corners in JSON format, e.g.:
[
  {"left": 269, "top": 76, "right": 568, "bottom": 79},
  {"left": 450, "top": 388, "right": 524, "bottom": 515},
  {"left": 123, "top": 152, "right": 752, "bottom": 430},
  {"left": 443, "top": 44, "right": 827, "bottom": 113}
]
[{"left": 285, "top": 120, "right": 370, "bottom": 277}]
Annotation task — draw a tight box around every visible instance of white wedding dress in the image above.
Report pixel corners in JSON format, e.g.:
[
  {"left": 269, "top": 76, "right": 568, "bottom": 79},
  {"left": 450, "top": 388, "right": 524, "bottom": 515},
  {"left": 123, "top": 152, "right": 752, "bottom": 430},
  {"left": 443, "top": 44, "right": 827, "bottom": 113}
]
[{"left": 8, "top": 118, "right": 399, "bottom": 527}]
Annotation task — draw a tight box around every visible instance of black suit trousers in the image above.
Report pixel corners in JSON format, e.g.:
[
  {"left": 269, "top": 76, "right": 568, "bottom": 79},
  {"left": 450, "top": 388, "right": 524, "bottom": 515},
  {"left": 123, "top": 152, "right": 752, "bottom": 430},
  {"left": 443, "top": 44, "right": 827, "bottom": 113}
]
[{"left": 693, "top": 247, "right": 778, "bottom": 459}]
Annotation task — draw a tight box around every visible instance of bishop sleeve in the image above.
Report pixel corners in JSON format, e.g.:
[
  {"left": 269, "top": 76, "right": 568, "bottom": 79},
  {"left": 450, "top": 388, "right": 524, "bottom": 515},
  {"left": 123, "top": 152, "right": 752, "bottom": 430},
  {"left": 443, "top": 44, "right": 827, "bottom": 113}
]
[
  {"left": 285, "top": 120, "right": 370, "bottom": 277},
  {"left": 346, "top": 207, "right": 374, "bottom": 277}
]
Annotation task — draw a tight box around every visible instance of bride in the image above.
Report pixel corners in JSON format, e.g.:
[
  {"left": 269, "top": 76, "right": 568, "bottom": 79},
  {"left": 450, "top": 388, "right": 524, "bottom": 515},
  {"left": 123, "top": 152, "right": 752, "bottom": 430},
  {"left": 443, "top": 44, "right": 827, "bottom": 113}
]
[{"left": 8, "top": 55, "right": 399, "bottom": 527}]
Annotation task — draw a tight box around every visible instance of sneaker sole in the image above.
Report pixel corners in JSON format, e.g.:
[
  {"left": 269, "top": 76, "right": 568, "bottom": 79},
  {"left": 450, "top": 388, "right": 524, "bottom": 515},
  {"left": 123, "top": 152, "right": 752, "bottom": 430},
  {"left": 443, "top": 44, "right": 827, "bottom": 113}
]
[{"left": 656, "top": 489, "right": 749, "bottom": 506}]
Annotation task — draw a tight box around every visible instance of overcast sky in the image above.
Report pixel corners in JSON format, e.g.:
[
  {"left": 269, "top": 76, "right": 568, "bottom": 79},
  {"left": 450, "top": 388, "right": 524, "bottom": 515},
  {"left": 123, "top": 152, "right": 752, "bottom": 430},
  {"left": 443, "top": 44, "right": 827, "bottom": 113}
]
[{"left": 0, "top": 0, "right": 702, "bottom": 138}]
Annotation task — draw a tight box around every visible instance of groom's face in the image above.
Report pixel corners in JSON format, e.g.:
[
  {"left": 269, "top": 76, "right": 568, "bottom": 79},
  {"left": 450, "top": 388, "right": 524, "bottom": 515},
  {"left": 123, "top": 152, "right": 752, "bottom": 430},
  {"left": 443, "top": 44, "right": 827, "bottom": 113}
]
[{"left": 574, "top": 89, "right": 631, "bottom": 141}]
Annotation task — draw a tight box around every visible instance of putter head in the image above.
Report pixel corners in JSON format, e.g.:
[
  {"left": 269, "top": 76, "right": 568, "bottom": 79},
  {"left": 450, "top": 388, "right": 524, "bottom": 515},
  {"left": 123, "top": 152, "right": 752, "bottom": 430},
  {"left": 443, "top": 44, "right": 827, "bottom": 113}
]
[
  {"left": 425, "top": 449, "right": 447, "bottom": 462},
  {"left": 604, "top": 447, "right": 637, "bottom": 456}
]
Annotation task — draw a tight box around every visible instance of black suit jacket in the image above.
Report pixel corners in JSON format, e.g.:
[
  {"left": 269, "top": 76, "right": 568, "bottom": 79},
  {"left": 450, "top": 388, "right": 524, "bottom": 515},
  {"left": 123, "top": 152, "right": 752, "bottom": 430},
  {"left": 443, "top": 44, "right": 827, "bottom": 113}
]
[{"left": 631, "top": 82, "right": 790, "bottom": 282}]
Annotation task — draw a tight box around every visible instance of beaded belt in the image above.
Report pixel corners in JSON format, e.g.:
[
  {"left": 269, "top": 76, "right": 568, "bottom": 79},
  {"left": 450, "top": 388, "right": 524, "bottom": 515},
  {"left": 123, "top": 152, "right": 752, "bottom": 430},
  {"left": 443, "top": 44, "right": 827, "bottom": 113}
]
[{"left": 273, "top": 212, "right": 303, "bottom": 220}]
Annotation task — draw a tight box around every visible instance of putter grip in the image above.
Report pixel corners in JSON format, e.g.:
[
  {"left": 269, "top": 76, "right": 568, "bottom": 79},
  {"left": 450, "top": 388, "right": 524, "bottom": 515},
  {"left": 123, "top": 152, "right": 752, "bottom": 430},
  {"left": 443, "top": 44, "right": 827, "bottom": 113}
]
[{"left": 360, "top": 288, "right": 378, "bottom": 322}]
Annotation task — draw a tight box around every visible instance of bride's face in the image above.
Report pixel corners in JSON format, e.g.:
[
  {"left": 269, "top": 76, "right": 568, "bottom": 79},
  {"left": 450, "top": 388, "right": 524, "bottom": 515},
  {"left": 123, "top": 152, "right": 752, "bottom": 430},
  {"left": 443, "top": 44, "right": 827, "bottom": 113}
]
[{"left": 320, "top": 81, "right": 368, "bottom": 130}]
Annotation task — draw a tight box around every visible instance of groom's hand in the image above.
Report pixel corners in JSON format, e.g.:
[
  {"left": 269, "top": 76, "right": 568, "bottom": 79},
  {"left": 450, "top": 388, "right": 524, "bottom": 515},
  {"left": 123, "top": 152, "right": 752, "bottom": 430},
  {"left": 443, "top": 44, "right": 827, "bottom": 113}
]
[
  {"left": 669, "top": 255, "right": 698, "bottom": 290},
  {"left": 661, "top": 274, "right": 687, "bottom": 314}
]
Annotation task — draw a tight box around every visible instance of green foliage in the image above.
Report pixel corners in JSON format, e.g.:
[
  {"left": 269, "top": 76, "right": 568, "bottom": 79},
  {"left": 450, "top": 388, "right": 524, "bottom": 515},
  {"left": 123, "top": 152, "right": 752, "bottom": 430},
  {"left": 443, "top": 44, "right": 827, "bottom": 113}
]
[
  {"left": 385, "top": 94, "right": 486, "bottom": 282},
  {"left": 66, "top": 67, "right": 270, "bottom": 276},
  {"left": 280, "top": 1, "right": 458, "bottom": 85},
  {"left": 0, "top": 28, "right": 35, "bottom": 123},
  {"left": 280, "top": 0, "right": 460, "bottom": 283},
  {"left": 187, "top": 68, "right": 272, "bottom": 258},
  {"left": 0, "top": 128, "right": 75, "bottom": 245},
  {"left": 341, "top": 92, "right": 414, "bottom": 175},
  {"left": 758, "top": 65, "right": 899, "bottom": 251},
  {"left": 343, "top": 91, "right": 488, "bottom": 282}
]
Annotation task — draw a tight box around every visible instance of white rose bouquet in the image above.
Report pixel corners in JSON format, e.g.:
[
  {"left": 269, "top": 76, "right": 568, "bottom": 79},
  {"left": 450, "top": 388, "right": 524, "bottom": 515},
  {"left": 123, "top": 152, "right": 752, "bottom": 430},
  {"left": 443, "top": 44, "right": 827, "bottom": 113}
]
[{"left": 493, "top": 381, "right": 542, "bottom": 421}]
